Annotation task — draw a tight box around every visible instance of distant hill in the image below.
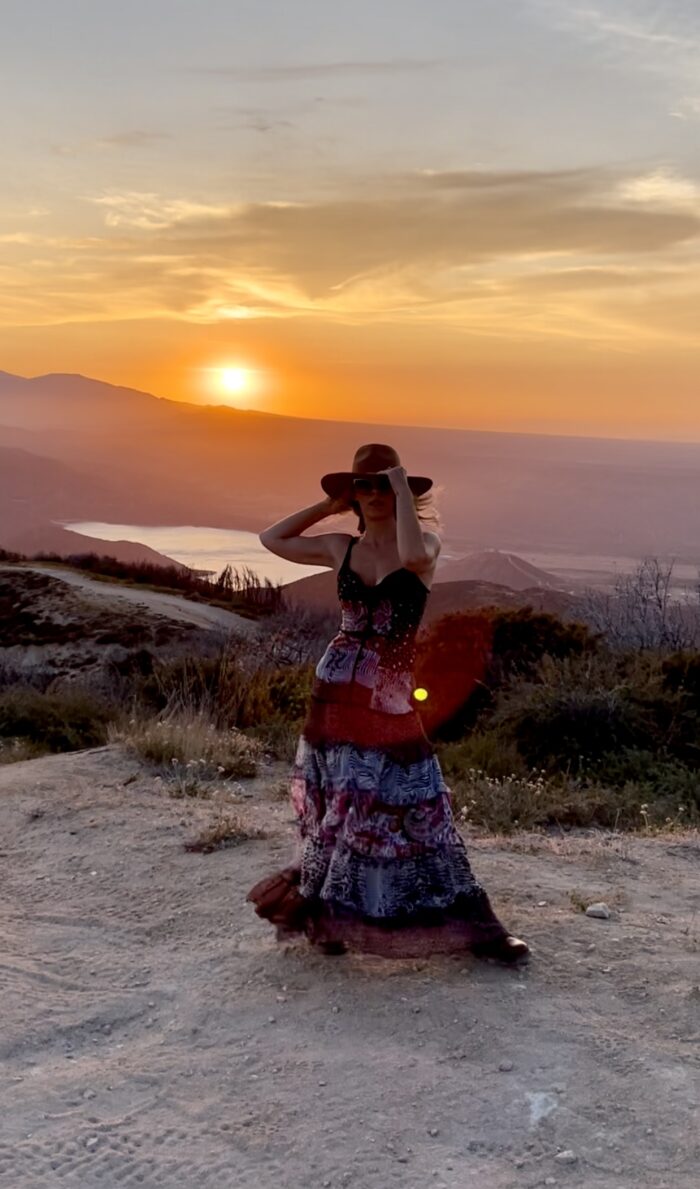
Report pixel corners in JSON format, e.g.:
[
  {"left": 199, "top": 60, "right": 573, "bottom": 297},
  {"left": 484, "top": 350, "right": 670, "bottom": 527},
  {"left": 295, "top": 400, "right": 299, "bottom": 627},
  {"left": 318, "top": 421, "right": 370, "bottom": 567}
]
[
  {"left": 2, "top": 522, "right": 191, "bottom": 572},
  {"left": 279, "top": 568, "right": 576, "bottom": 624},
  {"left": 0, "top": 444, "right": 190, "bottom": 568},
  {"left": 3, "top": 369, "right": 700, "bottom": 561},
  {"left": 436, "top": 549, "right": 563, "bottom": 591}
]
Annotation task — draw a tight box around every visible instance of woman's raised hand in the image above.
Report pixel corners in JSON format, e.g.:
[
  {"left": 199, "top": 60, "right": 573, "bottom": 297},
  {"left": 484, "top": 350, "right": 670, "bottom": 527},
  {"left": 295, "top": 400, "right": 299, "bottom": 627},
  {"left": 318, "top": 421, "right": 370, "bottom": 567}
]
[{"left": 323, "top": 491, "right": 354, "bottom": 517}]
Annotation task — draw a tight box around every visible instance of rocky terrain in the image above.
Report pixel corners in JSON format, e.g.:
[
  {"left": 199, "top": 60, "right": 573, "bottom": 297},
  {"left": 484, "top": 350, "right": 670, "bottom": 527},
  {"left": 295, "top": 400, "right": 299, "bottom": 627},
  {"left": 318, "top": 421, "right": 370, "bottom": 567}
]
[{"left": 0, "top": 564, "right": 256, "bottom": 695}]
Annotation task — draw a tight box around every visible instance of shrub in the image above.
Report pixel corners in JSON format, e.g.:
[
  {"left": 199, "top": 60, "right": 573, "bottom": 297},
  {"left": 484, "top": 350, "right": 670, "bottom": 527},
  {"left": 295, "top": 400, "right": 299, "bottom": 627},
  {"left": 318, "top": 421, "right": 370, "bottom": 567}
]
[
  {"left": 415, "top": 606, "right": 598, "bottom": 740},
  {"left": 447, "top": 762, "right": 698, "bottom": 833},
  {"left": 0, "top": 687, "right": 113, "bottom": 753},
  {"left": 136, "top": 644, "right": 314, "bottom": 747}
]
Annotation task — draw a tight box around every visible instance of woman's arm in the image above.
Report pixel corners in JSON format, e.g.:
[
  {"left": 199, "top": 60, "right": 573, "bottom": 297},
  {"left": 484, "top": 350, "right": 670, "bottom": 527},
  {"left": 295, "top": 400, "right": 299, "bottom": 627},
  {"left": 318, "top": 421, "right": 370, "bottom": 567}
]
[
  {"left": 259, "top": 495, "right": 352, "bottom": 566},
  {"left": 381, "top": 467, "right": 440, "bottom": 571}
]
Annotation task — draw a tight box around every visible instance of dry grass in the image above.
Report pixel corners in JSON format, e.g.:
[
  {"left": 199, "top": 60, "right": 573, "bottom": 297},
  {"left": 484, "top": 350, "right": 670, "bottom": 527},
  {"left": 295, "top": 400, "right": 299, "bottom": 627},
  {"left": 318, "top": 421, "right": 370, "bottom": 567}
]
[
  {"left": 109, "top": 709, "right": 262, "bottom": 780},
  {"left": 183, "top": 810, "right": 266, "bottom": 853},
  {"left": 449, "top": 763, "right": 698, "bottom": 834},
  {"left": 268, "top": 776, "right": 293, "bottom": 801}
]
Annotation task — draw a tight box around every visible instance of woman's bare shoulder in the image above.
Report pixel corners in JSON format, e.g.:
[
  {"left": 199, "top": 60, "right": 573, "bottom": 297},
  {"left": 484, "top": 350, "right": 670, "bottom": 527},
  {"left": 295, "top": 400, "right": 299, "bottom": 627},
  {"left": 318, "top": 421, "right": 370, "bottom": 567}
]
[{"left": 327, "top": 532, "right": 355, "bottom": 567}]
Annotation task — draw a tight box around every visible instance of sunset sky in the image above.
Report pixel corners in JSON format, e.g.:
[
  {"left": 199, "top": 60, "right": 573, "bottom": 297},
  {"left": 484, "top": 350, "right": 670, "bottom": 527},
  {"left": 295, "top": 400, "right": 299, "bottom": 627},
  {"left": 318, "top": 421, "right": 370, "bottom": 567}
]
[{"left": 2, "top": 0, "right": 700, "bottom": 438}]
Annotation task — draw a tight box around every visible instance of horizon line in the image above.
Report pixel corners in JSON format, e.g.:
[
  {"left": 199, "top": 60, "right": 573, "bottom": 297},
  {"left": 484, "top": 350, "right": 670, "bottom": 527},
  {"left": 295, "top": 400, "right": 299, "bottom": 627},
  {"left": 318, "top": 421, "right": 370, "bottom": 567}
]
[{"left": 3, "top": 367, "right": 700, "bottom": 450}]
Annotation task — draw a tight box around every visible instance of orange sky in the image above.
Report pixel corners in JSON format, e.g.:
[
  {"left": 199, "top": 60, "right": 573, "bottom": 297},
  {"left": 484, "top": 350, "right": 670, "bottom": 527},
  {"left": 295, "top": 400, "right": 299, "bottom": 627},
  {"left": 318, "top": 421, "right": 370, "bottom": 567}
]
[{"left": 2, "top": 2, "right": 700, "bottom": 440}]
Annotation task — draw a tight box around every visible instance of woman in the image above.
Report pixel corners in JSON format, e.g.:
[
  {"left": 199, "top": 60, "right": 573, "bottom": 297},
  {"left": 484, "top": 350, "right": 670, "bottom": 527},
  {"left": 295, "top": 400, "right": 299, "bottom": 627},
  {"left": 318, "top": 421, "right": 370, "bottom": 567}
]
[{"left": 247, "top": 443, "right": 529, "bottom": 963}]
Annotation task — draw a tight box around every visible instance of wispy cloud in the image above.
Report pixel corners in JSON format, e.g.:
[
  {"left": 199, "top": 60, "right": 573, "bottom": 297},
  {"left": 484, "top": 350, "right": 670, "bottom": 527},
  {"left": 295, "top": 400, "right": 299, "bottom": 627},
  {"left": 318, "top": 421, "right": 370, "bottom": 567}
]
[
  {"left": 95, "top": 130, "right": 171, "bottom": 147},
  {"left": 4, "top": 166, "right": 700, "bottom": 350},
  {"left": 188, "top": 58, "right": 449, "bottom": 81},
  {"left": 85, "top": 192, "right": 238, "bottom": 230},
  {"left": 614, "top": 167, "right": 700, "bottom": 212},
  {"left": 48, "top": 130, "right": 171, "bottom": 157},
  {"left": 529, "top": 0, "right": 700, "bottom": 128}
]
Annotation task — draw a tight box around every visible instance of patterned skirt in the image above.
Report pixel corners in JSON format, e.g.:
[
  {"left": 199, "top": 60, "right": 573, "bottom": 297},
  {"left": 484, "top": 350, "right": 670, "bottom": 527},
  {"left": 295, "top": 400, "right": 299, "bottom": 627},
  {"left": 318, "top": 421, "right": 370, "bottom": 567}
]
[{"left": 247, "top": 690, "right": 511, "bottom": 958}]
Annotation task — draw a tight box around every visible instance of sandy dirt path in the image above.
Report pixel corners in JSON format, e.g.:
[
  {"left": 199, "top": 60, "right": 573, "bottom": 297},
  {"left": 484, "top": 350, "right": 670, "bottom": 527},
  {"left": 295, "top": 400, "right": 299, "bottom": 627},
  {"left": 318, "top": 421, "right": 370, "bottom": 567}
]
[
  {"left": 0, "top": 745, "right": 698, "bottom": 1189},
  {"left": 0, "top": 565, "right": 259, "bottom": 637}
]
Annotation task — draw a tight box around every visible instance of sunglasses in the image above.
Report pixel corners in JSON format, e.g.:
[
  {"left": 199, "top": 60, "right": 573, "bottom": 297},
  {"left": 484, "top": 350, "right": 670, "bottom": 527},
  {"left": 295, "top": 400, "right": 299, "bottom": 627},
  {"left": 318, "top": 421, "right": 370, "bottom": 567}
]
[{"left": 351, "top": 475, "right": 392, "bottom": 494}]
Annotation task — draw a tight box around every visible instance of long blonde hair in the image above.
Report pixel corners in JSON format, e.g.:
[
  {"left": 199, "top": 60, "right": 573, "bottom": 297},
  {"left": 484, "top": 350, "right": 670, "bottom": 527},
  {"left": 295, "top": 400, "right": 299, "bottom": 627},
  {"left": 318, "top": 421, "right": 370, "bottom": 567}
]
[{"left": 350, "top": 487, "right": 443, "bottom": 535}]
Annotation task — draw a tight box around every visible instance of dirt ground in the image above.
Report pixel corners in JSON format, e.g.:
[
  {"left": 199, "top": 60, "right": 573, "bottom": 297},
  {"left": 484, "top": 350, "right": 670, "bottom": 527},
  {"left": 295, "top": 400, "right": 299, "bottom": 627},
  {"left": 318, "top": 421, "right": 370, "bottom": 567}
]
[{"left": 0, "top": 744, "right": 698, "bottom": 1189}]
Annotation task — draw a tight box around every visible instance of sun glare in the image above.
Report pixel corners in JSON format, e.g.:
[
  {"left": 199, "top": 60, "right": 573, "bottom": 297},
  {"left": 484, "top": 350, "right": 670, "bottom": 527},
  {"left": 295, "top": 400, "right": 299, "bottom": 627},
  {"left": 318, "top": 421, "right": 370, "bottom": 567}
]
[
  {"left": 197, "top": 362, "right": 267, "bottom": 407},
  {"left": 220, "top": 366, "right": 251, "bottom": 395}
]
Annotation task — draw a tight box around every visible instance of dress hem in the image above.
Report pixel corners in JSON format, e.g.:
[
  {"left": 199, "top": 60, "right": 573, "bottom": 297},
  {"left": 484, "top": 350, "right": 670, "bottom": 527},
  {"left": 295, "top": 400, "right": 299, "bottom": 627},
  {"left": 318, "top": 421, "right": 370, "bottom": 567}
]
[{"left": 247, "top": 865, "right": 510, "bottom": 958}]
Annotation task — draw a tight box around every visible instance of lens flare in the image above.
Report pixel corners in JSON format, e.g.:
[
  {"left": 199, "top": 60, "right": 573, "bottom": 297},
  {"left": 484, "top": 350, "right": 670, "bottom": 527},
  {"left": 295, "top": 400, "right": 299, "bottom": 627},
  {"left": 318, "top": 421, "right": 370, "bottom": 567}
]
[{"left": 413, "top": 687, "right": 428, "bottom": 701}]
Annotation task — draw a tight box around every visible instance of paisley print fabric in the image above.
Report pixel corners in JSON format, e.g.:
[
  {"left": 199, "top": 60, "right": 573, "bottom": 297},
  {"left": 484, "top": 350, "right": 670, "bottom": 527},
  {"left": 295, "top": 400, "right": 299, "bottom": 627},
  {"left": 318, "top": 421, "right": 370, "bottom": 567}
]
[{"left": 247, "top": 535, "right": 510, "bottom": 956}]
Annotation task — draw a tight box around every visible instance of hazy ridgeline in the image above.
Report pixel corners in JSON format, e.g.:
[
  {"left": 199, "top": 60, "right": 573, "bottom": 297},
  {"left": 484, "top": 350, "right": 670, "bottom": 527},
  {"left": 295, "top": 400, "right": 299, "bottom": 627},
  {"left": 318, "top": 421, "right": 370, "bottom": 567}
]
[{"left": 4, "top": 371, "right": 700, "bottom": 563}]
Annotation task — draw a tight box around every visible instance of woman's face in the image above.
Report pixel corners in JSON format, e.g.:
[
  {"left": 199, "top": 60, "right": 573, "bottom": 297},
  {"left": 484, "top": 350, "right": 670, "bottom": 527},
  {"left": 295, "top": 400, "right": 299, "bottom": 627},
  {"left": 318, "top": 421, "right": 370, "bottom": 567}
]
[{"left": 351, "top": 476, "right": 396, "bottom": 521}]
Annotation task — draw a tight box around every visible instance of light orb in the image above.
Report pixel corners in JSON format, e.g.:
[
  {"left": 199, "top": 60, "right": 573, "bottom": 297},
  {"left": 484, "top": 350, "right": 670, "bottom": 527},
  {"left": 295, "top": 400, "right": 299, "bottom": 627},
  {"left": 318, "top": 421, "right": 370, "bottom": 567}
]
[{"left": 220, "top": 366, "right": 251, "bottom": 395}]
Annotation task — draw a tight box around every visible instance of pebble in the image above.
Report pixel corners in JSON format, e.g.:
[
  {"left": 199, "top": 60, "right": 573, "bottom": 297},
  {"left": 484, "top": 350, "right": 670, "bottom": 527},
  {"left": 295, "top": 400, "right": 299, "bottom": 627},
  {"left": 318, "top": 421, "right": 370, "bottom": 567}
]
[
  {"left": 498, "top": 1061, "right": 514, "bottom": 1072},
  {"left": 85, "top": 1136, "right": 99, "bottom": 1150},
  {"left": 537, "top": 901, "right": 547, "bottom": 907},
  {"left": 554, "top": 1149, "right": 578, "bottom": 1164},
  {"left": 585, "top": 902, "right": 611, "bottom": 919},
  {"left": 428, "top": 1127, "right": 440, "bottom": 1137}
]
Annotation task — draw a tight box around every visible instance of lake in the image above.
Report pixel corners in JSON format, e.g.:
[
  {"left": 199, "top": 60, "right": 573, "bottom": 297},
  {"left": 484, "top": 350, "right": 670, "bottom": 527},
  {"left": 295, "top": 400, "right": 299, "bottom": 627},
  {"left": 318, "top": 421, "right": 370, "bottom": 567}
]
[{"left": 62, "top": 522, "right": 329, "bottom": 586}]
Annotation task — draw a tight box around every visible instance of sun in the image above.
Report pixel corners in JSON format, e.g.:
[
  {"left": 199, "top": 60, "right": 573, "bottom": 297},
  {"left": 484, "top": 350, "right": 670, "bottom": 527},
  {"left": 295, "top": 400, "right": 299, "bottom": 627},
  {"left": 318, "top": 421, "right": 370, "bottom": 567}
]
[
  {"left": 197, "top": 361, "right": 266, "bottom": 407},
  {"left": 220, "top": 366, "right": 251, "bottom": 396}
]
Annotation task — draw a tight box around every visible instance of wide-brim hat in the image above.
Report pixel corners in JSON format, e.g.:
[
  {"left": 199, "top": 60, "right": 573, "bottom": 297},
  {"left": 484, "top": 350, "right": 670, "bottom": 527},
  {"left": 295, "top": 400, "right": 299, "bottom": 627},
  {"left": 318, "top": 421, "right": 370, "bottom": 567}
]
[{"left": 321, "top": 443, "right": 433, "bottom": 499}]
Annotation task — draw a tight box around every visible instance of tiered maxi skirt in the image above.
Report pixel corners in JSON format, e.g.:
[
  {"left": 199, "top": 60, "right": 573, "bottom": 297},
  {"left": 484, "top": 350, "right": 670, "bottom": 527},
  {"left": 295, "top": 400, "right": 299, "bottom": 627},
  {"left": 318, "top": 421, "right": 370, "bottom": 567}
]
[{"left": 247, "top": 685, "right": 512, "bottom": 959}]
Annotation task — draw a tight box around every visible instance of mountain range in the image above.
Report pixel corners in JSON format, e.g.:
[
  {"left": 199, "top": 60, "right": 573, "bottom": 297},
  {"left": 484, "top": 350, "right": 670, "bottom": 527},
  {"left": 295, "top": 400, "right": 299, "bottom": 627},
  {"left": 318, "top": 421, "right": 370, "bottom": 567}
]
[{"left": 2, "top": 369, "right": 700, "bottom": 570}]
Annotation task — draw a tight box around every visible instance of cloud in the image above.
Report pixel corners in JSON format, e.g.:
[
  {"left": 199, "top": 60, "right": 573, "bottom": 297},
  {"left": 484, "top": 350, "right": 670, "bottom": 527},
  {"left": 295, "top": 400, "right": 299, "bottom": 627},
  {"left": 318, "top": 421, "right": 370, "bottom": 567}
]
[
  {"left": 95, "top": 130, "right": 172, "bottom": 147},
  {"left": 530, "top": 1, "right": 700, "bottom": 82},
  {"left": 5, "top": 166, "right": 700, "bottom": 349},
  {"left": 670, "top": 95, "right": 700, "bottom": 120},
  {"left": 85, "top": 192, "right": 238, "bottom": 230},
  {"left": 614, "top": 168, "right": 700, "bottom": 212},
  {"left": 47, "top": 130, "right": 171, "bottom": 157},
  {"left": 188, "top": 58, "right": 449, "bottom": 81}
]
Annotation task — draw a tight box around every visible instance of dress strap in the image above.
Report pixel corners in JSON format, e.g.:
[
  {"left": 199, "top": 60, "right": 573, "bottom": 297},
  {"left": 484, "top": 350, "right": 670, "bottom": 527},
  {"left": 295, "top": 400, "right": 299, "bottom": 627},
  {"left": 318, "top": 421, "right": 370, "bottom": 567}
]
[{"left": 339, "top": 535, "right": 358, "bottom": 574}]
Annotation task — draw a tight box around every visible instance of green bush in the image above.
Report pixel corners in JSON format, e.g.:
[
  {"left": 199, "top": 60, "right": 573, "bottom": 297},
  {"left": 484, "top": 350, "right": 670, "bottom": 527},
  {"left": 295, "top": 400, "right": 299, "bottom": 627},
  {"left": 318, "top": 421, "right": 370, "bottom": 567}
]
[
  {"left": 492, "top": 681, "right": 652, "bottom": 774},
  {"left": 415, "top": 606, "right": 598, "bottom": 741}
]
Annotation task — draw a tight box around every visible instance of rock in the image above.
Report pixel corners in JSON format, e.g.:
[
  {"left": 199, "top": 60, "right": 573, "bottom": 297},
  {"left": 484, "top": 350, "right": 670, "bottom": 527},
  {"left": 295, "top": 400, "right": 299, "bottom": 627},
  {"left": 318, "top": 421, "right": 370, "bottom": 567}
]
[
  {"left": 554, "top": 1149, "right": 578, "bottom": 1164},
  {"left": 428, "top": 1127, "right": 440, "bottom": 1137},
  {"left": 585, "top": 902, "right": 611, "bottom": 919},
  {"left": 498, "top": 1061, "right": 514, "bottom": 1071}
]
